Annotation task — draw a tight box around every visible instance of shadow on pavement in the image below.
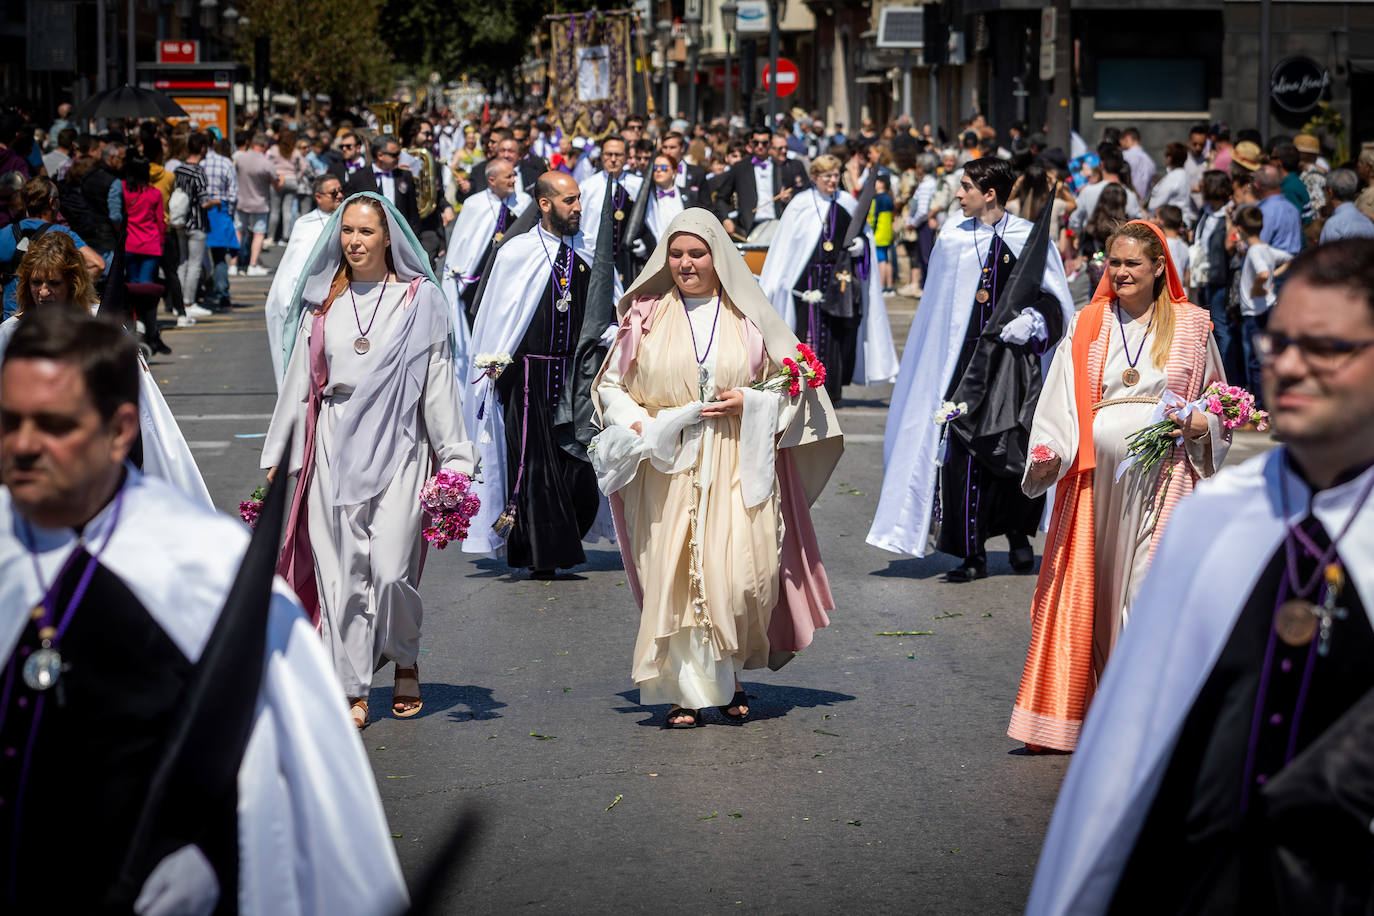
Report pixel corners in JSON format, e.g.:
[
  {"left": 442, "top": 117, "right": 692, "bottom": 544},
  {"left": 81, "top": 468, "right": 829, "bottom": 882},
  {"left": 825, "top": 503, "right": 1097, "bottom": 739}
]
[
  {"left": 366, "top": 681, "right": 506, "bottom": 723},
  {"left": 615, "top": 682, "right": 857, "bottom": 726}
]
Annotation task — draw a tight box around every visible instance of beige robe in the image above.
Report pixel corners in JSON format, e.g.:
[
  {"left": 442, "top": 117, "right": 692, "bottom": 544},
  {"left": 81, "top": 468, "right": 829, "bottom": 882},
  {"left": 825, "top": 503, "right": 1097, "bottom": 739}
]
[{"left": 599, "top": 293, "right": 793, "bottom": 707}]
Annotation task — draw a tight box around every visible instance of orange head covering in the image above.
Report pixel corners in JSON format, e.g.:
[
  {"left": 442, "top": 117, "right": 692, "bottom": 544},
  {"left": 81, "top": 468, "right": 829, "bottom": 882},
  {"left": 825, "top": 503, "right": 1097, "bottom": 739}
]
[{"left": 1067, "top": 220, "right": 1190, "bottom": 476}]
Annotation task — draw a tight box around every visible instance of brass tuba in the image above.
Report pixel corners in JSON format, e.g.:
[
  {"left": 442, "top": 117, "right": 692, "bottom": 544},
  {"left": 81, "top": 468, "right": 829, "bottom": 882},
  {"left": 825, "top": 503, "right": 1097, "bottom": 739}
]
[{"left": 368, "top": 101, "right": 437, "bottom": 218}]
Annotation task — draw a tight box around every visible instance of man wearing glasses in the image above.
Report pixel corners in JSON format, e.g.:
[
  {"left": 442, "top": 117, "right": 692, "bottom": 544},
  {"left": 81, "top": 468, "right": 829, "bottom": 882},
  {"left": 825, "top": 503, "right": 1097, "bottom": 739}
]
[
  {"left": 578, "top": 135, "right": 642, "bottom": 287},
  {"left": 1025, "top": 239, "right": 1374, "bottom": 915},
  {"left": 343, "top": 136, "right": 422, "bottom": 239},
  {"left": 707, "top": 127, "right": 810, "bottom": 239},
  {"left": 327, "top": 130, "right": 367, "bottom": 183},
  {"left": 263, "top": 174, "right": 344, "bottom": 388}
]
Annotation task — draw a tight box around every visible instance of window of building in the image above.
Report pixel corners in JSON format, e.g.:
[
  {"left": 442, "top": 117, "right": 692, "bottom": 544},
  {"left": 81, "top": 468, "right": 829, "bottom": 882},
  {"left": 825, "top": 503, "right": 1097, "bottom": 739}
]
[{"left": 1096, "top": 58, "right": 1207, "bottom": 113}]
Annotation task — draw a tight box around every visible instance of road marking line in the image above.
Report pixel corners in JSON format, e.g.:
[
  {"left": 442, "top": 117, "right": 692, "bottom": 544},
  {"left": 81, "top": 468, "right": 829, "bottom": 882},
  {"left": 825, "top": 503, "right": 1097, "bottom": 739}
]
[
  {"left": 844, "top": 433, "right": 883, "bottom": 443},
  {"left": 186, "top": 440, "right": 231, "bottom": 449},
  {"left": 177, "top": 413, "right": 274, "bottom": 421}
]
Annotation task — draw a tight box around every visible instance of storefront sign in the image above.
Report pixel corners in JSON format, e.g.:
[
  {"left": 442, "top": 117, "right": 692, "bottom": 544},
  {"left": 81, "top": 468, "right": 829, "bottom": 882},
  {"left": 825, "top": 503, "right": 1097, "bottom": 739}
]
[
  {"left": 171, "top": 96, "right": 228, "bottom": 135},
  {"left": 1271, "top": 57, "right": 1330, "bottom": 114},
  {"left": 157, "top": 40, "right": 200, "bottom": 64}
]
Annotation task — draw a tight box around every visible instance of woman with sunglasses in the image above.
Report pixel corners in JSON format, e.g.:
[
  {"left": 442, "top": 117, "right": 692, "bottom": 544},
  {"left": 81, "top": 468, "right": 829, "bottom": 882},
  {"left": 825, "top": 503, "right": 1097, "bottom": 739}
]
[
  {"left": 630, "top": 152, "right": 706, "bottom": 267},
  {"left": 1009, "top": 220, "right": 1231, "bottom": 753}
]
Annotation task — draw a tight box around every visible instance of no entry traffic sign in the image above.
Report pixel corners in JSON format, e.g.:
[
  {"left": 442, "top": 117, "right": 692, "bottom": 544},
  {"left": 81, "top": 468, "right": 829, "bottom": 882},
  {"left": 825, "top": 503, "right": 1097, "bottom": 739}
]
[{"left": 763, "top": 58, "right": 799, "bottom": 98}]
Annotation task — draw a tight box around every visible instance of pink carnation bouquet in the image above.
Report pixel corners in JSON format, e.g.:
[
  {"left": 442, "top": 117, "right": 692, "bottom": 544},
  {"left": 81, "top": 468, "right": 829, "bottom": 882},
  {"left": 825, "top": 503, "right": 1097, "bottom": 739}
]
[
  {"left": 755, "top": 343, "right": 826, "bottom": 397},
  {"left": 239, "top": 485, "right": 267, "bottom": 528},
  {"left": 1121, "top": 382, "right": 1269, "bottom": 481},
  {"left": 419, "top": 469, "right": 481, "bottom": 549}
]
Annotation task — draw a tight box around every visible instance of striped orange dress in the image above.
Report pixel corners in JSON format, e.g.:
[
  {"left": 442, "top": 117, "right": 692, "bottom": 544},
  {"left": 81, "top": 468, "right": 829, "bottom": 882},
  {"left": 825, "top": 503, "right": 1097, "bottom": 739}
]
[{"left": 1008, "top": 224, "right": 1230, "bottom": 752}]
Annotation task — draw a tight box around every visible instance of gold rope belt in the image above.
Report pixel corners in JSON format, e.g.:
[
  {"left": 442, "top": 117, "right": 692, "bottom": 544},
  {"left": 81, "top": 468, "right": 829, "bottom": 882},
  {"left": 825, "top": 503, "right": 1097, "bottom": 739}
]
[{"left": 1092, "top": 396, "right": 1161, "bottom": 411}]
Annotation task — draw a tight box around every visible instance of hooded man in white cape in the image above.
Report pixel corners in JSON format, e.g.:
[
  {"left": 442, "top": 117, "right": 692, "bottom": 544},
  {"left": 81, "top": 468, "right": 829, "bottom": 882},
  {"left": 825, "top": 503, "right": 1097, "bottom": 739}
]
[
  {"left": 264, "top": 173, "right": 344, "bottom": 389},
  {"left": 1027, "top": 239, "right": 1374, "bottom": 915},
  {"left": 0, "top": 307, "right": 407, "bottom": 914},
  {"left": 758, "top": 153, "right": 900, "bottom": 404},
  {"left": 440, "top": 157, "right": 530, "bottom": 329},
  {"left": 262, "top": 191, "right": 478, "bottom": 728},
  {"left": 867, "top": 157, "right": 1074, "bottom": 581},
  {"left": 463, "top": 171, "right": 614, "bottom": 576}
]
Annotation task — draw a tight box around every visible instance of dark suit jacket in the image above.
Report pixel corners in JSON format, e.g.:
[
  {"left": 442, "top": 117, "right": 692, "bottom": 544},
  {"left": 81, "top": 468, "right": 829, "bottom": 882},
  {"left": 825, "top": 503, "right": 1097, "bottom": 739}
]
[
  {"left": 343, "top": 167, "right": 422, "bottom": 236},
  {"left": 327, "top": 156, "right": 370, "bottom": 186},
  {"left": 707, "top": 157, "right": 811, "bottom": 235}
]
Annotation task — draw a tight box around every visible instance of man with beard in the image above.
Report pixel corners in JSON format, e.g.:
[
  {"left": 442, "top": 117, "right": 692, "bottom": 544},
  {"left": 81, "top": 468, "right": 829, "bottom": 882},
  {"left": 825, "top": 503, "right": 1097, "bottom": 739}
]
[{"left": 462, "top": 172, "right": 604, "bottom": 577}]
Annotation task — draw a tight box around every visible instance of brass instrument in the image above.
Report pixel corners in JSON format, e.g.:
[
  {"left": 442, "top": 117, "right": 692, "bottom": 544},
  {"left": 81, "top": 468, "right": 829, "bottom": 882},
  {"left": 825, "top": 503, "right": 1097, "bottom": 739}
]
[{"left": 368, "top": 101, "right": 438, "bottom": 218}]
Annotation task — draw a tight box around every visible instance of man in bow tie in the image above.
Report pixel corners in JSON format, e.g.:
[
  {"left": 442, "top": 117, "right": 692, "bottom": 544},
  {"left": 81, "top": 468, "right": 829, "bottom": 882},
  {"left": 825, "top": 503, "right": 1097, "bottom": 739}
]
[
  {"left": 343, "top": 135, "right": 423, "bottom": 239},
  {"left": 578, "top": 135, "right": 642, "bottom": 287},
  {"left": 708, "top": 126, "right": 811, "bottom": 239}
]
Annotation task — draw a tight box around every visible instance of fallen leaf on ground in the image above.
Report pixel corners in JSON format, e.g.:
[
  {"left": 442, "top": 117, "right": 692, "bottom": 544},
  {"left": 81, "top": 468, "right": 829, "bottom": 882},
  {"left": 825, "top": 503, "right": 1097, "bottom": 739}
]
[
  {"left": 529, "top": 733, "right": 557, "bottom": 740},
  {"left": 386, "top": 775, "right": 413, "bottom": 779},
  {"left": 877, "top": 630, "right": 934, "bottom": 636},
  {"left": 606, "top": 794, "right": 623, "bottom": 811},
  {"left": 813, "top": 729, "right": 842, "bottom": 737},
  {"left": 698, "top": 811, "right": 718, "bottom": 820},
  {"left": 728, "top": 813, "right": 742, "bottom": 819},
  {"left": 847, "top": 820, "right": 862, "bottom": 827},
  {"left": 932, "top": 612, "right": 964, "bottom": 620}
]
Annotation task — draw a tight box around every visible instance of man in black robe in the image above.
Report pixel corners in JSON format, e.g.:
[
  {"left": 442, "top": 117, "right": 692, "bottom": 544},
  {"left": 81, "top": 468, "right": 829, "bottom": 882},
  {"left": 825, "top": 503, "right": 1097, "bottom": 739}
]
[
  {"left": 0, "top": 309, "right": 407, "bottom": 912},
  {"left": 939, "top": 157, "right": 1062, "bottom": 582}
]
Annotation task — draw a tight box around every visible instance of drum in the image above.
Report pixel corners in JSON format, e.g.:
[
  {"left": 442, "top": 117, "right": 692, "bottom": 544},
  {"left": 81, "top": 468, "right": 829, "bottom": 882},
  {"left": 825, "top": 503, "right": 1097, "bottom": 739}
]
[{"left": 739, "top": 219, "right": 777, "bottom": 276}]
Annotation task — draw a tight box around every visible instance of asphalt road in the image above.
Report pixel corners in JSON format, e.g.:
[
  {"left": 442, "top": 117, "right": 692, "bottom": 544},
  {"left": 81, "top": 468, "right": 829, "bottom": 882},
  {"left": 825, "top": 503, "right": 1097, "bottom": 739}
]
[{"left": 150, "top": 256, "right": 1274, "bottom": 915}]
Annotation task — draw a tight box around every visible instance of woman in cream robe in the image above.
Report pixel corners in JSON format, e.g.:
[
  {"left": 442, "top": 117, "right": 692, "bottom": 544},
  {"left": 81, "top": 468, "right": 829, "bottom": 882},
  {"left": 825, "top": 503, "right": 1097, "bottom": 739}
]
[{"left": 592, "top": 210, "right": 844, "bottom": 727}]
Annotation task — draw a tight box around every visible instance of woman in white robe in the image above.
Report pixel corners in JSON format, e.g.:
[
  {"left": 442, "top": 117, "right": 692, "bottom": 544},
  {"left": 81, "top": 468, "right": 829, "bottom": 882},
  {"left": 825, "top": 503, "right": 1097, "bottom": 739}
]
[
  {"left": 262, "top": 192, "right": 478, "bottom": 729},
  {"left": 591, "top": 209, "right": 844, "bottom": 728}
]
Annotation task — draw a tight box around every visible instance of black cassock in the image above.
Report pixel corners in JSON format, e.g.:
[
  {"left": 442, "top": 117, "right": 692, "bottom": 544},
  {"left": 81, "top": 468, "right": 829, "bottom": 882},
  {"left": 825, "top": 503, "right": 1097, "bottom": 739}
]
[
  {"left": 1111, "top": 514, "right": 1374, "bottom": 915},
  {"left": 0, "top": 555, "right": 237, "bottom": 910},
  {"left": 497, "top": 242, "right": 600, "bottom": 571},
  {"left": 936, "top": 233, "right": 1049, "bottom": 559},
  {"left": 792, "top": 198, "right": 860, "bottom": 403}
]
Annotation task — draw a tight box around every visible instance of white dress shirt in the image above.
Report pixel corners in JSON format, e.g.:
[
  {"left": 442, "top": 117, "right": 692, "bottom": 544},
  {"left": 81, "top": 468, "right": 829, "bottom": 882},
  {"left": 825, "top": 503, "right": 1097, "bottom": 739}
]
[
  {"left": 753, "top": 159, "right": 776, "bottom": 222},
  {"left": 373, "top": 169, "right": 395, "bottom": 206}
]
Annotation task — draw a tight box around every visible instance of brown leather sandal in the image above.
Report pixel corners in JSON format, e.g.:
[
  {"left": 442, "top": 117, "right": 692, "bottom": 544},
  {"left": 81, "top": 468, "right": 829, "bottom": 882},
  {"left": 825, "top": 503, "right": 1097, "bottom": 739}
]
[
  {"left": 392, "top": 665, "right": 423, "bottom": 718},
  {"left": 349, "top": 696, "right": 369, "bottom": 730}
]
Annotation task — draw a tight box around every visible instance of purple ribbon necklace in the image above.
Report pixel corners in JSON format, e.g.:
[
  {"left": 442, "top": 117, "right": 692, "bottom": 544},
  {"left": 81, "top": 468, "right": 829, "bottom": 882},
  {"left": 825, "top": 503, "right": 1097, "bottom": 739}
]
[
  {"left": 1114, "top": 302, "right": 1154, "bottom": 387},
  {"left": 537, "top": 229, "right": 574, "bottom": 312},
  {"left": 686, "top": 291, "right": 723, "bottom": 402},
  {"left": 17, "top": 487, "right": 126, "bottom": 694},
  {"left": 348, "top": 273, "right": 390, "bottom": 355}
]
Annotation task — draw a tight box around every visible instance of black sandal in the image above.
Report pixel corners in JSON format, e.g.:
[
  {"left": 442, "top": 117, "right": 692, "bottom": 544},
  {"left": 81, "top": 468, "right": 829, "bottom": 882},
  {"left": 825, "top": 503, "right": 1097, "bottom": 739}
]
[
  {"left": 664, "top": 706, "right": 701, "bottom": 729},
  {"left": 718, "top": 690, "right": 750, "bottom": 723}
]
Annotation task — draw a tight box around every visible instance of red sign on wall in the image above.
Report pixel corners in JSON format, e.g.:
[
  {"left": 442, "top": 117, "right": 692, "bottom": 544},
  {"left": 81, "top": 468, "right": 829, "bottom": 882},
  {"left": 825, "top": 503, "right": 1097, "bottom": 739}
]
[{"left": 157, "top": 40, "right": 200, "bottom": 64}]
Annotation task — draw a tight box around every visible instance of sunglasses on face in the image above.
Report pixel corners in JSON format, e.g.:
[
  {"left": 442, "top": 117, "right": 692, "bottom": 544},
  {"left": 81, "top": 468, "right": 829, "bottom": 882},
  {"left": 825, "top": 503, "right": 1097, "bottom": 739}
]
[
  {"left": 340, "top": 143, "right": 356, "bottom": 150},
  {"left": 319, "top": 188, "right": 343, "bottom": 198},
  {"left": 653, "top": 164, "right": 672, "bottom": 171}
]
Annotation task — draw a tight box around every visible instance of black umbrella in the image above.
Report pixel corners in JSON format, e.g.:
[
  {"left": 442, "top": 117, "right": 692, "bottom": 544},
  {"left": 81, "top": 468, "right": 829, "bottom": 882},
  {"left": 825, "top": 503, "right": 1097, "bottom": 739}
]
[{"left": 73, "top": 84, "right": 189, "bottom": 122}]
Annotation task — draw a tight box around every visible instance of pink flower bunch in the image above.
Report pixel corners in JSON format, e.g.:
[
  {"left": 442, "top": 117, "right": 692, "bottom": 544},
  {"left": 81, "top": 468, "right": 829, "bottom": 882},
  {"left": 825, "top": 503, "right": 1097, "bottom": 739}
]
[
  {"left": 1030, "top": 444, "right": 1056, "bottom": 465},
  {"left": 239, "top": 485, "right": 267, "bottom": 528},
  {"left": 1199, "top": 382, "right": 1269, "bottom": 431},
  {"left": 419, "top": 470, "right": 480, "bottom": 549},
  {"left": 758, "top": 345, "right": 828, "bottom": 398}
]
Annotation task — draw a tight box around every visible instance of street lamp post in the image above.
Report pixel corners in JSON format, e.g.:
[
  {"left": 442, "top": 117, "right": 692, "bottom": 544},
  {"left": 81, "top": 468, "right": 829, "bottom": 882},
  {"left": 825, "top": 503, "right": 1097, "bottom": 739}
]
[
  {"left": 685, "top": 6, "right": 702, "bottom": 126},
  {"left": 656, "top": 17, "right": 672, "bottom": 123},
  {"left": 721, "top": 1, "right": 737, "bottom": 123},
  {"left": 767, "top": 0, "right": 780, "bottom": 127}
]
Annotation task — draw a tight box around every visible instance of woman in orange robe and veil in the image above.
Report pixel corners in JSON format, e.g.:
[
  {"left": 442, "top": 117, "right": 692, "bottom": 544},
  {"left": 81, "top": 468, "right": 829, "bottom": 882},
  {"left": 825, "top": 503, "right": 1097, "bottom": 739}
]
[{"left": 1008, "top": 220, "right": 1232, "bottom": 752}]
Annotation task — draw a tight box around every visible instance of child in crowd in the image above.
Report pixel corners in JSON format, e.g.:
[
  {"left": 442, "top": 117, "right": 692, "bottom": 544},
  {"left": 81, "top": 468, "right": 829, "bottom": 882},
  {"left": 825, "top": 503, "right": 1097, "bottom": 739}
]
[
  {"left": 870, "top": 174, "right": 895, "bottom": 293},
  {"left": 1153, "top": 204, "right": 1191, "bottom": 282},
  {"left": 1235, "top": 204, "right": 1292, "bottom": 405}
]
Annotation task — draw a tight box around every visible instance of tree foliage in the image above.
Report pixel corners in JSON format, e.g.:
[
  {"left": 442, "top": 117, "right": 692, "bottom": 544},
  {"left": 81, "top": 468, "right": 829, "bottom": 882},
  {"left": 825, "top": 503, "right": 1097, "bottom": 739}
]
[
  {"left": 378, "top": 0, "right": 603, "bottom": 98},
  {"left": 238, "top": 0, "right": 394, "bottom": 105}
]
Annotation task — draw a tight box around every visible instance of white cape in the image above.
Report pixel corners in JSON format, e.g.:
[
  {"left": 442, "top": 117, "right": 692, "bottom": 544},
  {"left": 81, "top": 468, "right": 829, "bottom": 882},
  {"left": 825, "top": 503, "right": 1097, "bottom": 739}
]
[
  {"left": 1026, "top": 451, "right": 1374, "bottom": 915},
  {"left": 462, "top": 224, "right": 596, "bottom": 554},
  {"left": 757, "top": 187, "right": 901, "bottom": 386},
  {"left": 578, "top": 170, "right": 644, "bottom": 253},
  {"left": 866, "top": 213, "right": 1074, "bottom": 557},
  {"left": 440, "top": 187, "right": 531, "bottom": 332},
  {"left": 264, "top": 208, "right": 330, "bottom": 390},
  {"left": 0, "top": 469, "right": 409, "bottom": 914},
  {"left": 0, "top": 316, "right": 213, "bottom": 510}
]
